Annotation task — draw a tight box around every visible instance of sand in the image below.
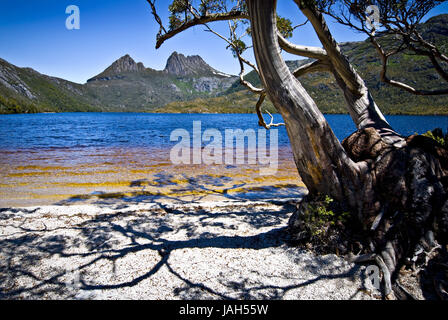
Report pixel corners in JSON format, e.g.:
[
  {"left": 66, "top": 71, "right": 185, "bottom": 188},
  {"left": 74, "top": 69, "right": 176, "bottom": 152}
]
[{"left": 0, "top": 200, "right": 378, "bottom": 300}]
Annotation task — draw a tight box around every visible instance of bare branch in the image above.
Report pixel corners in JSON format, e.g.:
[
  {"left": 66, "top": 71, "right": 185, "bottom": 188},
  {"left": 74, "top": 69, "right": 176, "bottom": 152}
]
[
  {"left": 293, "top": 60, "right": 331, "bottom": 77},
  {"left": 265, "top": 110, "right": 285, "bottom": 128},
  {"left": 371, "top": 37, "right": 448, "bottom": 96},
  {"left": 187, "top": 2, "right": 201, "bottom": 20},
  {"left": 412, "top": 31, "right": 448, "bottom": 61},
  {"left": 255, "top": 93, "right": 268, "bottom": 128},
  {"left": 147, "top": 0, "right": 167, "bottom": 40},
  {"left": 297, "top": 3, "right": 364, "bottom": 95},
  {"left": 407, "top": 39, "right": 448, "bottom": 82},
  {"left": 316, "top": 0, "right": 448, "bottom": 96},
  {"left": 236, "top": 57, "right": 264, "bottom": 94},
  {"left": 255, "top": 93, "right": 285, "bottom": 130},
  {"left": 154, "top": 8, "right": 249, "bottom": 49},
  {"left": 293, "top": 19, "right": 309, "bottom": 30},
  {"left": 202, "top": 22, "right": 263, "bottom": 94},
  {"left": 278, "top": 33, "right": 328, "bottom": 60}
]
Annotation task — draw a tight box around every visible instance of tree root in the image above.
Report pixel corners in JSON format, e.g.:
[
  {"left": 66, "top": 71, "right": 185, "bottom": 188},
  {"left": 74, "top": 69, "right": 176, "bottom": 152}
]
[
  {"left": 289, "top": 128, "right": 448, "bottom": 299},
  {"left": 434, "top": 279, "right": 448, "bottom": 299},
  {"left": 347, "top": 251, "right": 394, "bottom": 298},
  {"left": 392, "top": 282, "right": 419, "bottom": 300},
  {"left": 346, "top": 253, "right": 377, "bottom": 263},
  {"left": 343, "top": 129, "right": 448, "bottom": 299},
  {"left": 375, "top": 254, "right": 394, "bottom": 299},
  {"left": 350, "top": 235, "right": 446, "bottom": 300}
]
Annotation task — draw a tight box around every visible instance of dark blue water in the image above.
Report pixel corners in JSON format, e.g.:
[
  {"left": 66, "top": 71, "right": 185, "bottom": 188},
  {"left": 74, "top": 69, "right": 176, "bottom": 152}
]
[{"left": 0, "top": 113, "right": 447, "bottom": 150}]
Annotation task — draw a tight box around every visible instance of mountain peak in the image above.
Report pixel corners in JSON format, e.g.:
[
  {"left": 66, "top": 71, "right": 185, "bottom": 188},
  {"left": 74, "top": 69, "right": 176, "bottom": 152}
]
[
  {"left": 164, "top": 52, "right": 220, "bottom": 77},
  {"left": 87, "top": 54, "right": 146, "bottom": 82},
  {"left": 107, "top": 54, "right": 145, "bottom": 74}
]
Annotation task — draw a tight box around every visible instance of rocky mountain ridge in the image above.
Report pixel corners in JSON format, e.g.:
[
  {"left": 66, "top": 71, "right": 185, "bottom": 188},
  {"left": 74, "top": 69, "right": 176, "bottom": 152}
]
[
  {"left": 0, "top": 52, "right": 238, "bottom": 113},
  {"left": 87, "top": 54, "right": 147, "bottom": 82},
  {"left": 163, "top": 51, "right": 231, "bottom": 77}
]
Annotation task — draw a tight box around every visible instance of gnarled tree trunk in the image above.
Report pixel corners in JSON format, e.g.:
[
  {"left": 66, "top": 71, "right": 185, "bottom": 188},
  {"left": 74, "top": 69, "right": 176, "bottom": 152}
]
[{"left": 247, "top": 0, "right": 448, "bottom": 298}]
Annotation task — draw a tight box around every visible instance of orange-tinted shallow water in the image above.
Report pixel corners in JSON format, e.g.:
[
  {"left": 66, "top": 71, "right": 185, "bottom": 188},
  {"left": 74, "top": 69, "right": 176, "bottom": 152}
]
[
  {"left": 2, "top": 112, "right": 446, "bottom": 207},
  {"left": 0, "top": 146, "right": 306, "bottom": 207}
]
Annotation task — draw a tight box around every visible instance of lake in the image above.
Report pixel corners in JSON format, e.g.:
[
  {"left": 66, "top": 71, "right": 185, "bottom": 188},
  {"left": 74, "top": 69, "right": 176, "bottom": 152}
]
[
  {"left": 1, "top": 113, "right": 447, "bottom": 150},
  {"left": 0, "top": 113, "right": 447, "bottom": 207}
]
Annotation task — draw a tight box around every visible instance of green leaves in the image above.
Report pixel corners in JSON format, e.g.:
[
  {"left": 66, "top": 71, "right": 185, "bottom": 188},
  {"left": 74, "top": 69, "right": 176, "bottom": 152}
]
[
  {"left": 169, "top": 15, "right": 183, "bottom": 30},
  {"left": 422, "top": 129, "right": 447, "bottom": 148},
  {"left": 168, "top": 0, "right": 191, "bottom": 30},
  {"left": 277, "top": 15, "right": 294, "bottom": 39},
  {"left": 199, "top": 0, "right": 226, "bottom": 16},
  {"left": 230, "top": 39, "right": 247, "bottom": 58},
  {"left": 298, "top": 195, "right": 351, "bottom": 243},
  {"left": 168, "top": 0, "right": 190, "bottom": 14},
  {"left": 243, "top": 14, "right": 293, "bottom": 47}
]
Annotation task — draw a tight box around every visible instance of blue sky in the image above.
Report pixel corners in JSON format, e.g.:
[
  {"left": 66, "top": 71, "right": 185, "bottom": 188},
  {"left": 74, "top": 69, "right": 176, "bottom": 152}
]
[{"left": 0, "top": 0, "right": 446, "bottom": 84}]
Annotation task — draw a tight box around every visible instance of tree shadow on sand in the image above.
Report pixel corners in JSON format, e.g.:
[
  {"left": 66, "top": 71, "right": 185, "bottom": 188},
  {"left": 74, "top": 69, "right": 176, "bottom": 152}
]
[
  {"left": 0, "top": 174, "right": 367, "bottom": 300},
  {"left": 55, "top": 172, "right": 307, "bottom": 207}
]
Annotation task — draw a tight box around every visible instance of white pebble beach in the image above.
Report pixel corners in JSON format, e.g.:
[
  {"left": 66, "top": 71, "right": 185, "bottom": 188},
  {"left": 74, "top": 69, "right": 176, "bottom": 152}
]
[{"left": 0, "top": 200, "right": 378, "bottom": 300}]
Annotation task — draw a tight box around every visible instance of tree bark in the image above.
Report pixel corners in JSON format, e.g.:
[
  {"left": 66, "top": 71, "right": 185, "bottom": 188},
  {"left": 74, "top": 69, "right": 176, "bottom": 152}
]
[
  {"left": 296, "top": 2, "right": 404, "bottom": 145},
  {"left": 246, "top": 0, "right": 371, "bottom": 213},
  {"left": 247, "top": 0, "right": 448, "bottom": 298}
]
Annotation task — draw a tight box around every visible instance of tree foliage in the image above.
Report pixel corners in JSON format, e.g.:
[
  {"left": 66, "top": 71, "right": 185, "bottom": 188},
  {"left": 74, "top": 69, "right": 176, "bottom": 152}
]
[{"left": 316, "top": 0, "right": 448, "bottom": 95}]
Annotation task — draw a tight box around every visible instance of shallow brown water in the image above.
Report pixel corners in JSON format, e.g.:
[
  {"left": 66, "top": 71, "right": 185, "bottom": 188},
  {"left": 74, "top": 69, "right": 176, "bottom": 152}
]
[{"left": 0, "top": 146, "right": 305, "bottom": 207}]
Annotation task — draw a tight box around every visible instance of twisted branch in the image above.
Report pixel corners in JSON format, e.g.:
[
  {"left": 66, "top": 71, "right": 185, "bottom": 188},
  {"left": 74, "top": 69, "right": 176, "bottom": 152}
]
[
  {"left": 278, "top": 34, "right": 328, "bottom": 60},
  {"left": 293, "top": 60, "right": 331, "bottom": 77},
  {"left": 154, "top": 9, "right": 249, "bottom": 49},
  {"left": 255, "top": 92, "right": 285, "bottom": 130},
  {"left": 371, "top": 37, "right": 448, "bottom": 96}
]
